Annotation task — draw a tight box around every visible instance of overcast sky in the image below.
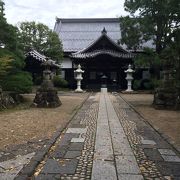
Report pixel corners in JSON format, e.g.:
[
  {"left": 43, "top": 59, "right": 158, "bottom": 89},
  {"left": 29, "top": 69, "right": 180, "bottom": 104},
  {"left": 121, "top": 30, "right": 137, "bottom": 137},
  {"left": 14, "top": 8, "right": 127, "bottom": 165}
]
[{"left": 3, "top": 0, "right": 128, "bottom": 29}]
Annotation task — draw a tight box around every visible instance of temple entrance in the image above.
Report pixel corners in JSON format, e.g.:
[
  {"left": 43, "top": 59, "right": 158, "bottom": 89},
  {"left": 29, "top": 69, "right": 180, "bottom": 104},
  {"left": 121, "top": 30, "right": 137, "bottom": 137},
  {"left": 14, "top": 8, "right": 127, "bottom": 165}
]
[
  {"left": 74, "top": 54, "right": 131, "bottom": 90},
  {"left": 71, "top": 28, "right": 134, "bottom": 90}
]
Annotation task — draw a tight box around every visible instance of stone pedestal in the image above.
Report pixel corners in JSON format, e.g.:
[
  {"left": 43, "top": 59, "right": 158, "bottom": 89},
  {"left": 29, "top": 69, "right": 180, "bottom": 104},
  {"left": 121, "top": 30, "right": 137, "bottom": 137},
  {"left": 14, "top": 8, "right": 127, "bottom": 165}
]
[
  {"left": 74, "top": 64, "right": 84, "bottom": 93},
  {"left": 153, "top": 66, "right": 179, "bottom": 110},
  {"left": 32, "top": 60, "right": 61, "bottom": 108},
  {"left": 101, "top": 75, "right": 108, "bottom": 88},
  {"left": 124, "top": 64, "right": 135, "bottom": 92},
  {"left": 153, "top": 88, "right": 177, "bottom": 109},
  {"left": 101, "top": 88, "right": 107, "bottom": 93}
]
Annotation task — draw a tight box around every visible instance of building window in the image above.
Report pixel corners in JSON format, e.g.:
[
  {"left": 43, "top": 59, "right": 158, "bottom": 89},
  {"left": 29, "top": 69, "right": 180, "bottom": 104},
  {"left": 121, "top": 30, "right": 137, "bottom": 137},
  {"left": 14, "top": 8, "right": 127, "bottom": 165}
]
[
  {"left": 110, "top": 72, "right": 117, "bottom": 80},
  {"left": 142, "top": 71, "right": 150, "bottom": 79},
  {"left": 61, "top": 70, "right": 65, "bottom": 79},
  {"left": 90, "top": 72, "right": 96, "bottom": 80}
]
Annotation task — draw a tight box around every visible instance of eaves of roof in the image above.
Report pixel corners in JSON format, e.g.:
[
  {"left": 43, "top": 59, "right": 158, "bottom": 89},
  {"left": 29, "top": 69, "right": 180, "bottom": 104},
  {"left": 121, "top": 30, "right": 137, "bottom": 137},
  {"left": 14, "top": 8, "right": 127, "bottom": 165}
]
[
  {"left": 25, "top": 50, "right": 61, "bottom": 68},
  {"left": 71, "top": 49, "right": 134, "bottom": 59}
]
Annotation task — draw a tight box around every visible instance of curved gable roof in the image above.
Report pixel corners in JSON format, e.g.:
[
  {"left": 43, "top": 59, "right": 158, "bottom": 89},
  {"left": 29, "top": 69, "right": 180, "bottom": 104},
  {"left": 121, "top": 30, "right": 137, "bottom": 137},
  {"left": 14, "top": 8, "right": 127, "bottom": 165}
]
[
  {"left": 77, "top": 28, "right": 128, "bottom": 54},
  {"left": 71, "top": 29, "right": 134, "bottom": 59}
]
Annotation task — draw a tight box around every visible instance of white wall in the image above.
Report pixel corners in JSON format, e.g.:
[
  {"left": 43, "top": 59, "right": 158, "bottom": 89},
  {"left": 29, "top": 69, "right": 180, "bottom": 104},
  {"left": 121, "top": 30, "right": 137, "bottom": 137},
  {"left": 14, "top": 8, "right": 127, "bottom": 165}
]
[{"left": 61, "top": 58, "right": 72, "bottom": 69}]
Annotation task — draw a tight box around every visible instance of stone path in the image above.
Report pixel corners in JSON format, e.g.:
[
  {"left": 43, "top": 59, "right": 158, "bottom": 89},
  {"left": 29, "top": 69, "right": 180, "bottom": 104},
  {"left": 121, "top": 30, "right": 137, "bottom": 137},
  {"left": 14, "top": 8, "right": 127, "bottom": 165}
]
[
  {"left": 13, "top": 92, "right": 180, "bottom": 180},
  {"left": 92, "top": 92, "right": 143, "bottom": 180},
  {"left": 0, "top": 153, "right": 35, "bottom": 180}
]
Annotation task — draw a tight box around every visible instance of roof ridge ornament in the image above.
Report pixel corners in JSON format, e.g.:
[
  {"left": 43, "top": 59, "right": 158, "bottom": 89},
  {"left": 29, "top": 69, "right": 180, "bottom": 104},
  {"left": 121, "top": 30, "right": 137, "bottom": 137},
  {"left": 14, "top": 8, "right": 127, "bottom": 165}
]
[{"left": 101, "top": 27, "right": 107, "bottom": 34}]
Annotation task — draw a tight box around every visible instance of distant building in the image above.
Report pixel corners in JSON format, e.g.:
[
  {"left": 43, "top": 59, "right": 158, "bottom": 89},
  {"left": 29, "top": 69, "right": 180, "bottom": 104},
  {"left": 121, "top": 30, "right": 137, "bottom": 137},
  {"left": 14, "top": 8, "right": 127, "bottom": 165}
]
[
  {"left": 25, "top": 49, "right": 60, "bottom": 83},
  {"left": 54, "top": 18, "right": 151, "bottom": 90}
]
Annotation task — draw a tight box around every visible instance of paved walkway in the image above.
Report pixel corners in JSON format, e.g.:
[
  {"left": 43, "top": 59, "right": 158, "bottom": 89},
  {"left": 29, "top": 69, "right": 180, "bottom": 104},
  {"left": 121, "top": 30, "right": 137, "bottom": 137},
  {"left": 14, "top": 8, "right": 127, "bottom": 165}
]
[
  {"left": 13, "top": 92, "right": 180, "bottom": 180},
  {"left": 92, "top": 92, "right": 143, "bottom": 180}
]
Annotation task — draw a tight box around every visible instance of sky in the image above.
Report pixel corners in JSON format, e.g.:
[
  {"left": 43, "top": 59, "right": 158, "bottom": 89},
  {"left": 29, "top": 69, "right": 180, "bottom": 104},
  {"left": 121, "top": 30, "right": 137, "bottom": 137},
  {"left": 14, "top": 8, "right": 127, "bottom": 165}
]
[{"left": 3, "top": 0, "right": 128, "bottom": 29}]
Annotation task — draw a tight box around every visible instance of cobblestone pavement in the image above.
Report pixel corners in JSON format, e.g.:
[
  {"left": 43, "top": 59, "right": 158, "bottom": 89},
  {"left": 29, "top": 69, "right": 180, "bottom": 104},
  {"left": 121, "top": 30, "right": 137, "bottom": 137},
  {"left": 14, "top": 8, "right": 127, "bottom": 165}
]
[
  {"left": 15, "top": 92, "right": 180, "bottom": 180},
  {"left": 111, "top": 93, "right": 180, "bottom": 180}
]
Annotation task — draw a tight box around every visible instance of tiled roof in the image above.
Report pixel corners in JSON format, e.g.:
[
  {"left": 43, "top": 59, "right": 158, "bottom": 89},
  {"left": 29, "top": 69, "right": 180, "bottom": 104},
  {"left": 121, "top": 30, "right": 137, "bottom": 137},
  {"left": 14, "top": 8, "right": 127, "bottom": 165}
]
[
  {"left": 71, "top": 29, "right": 134, "bottom": 59},
  {"left": 26, "top": 50, "right": 61, "bottom": 68},
  {"left": 54, "top": 18, "right": 154, "bottom": 52},
  {"left": 54, "top": 18, "right": 122, "bottom": 52},
  {"left": 26, "top": 49, "right": 47, "bottom": 62},
  {"left": 77, "top": 29, "right": 128, "bottom": 54},
  {"left": 71, "top": 50, "right": 134, "bottom": 59}
]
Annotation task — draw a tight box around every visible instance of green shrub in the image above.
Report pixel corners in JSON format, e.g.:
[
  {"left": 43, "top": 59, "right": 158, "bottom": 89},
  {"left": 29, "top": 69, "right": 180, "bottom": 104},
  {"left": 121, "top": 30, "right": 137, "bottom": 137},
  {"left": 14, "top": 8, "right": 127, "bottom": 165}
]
[
  {"left": 34, "top": 76, "right": 42, "bottom": 85},
  {"left": 133, "top": 80, "right": 141, "bottom": 90},
  {"left": 2, "top": 71, "right": 33, "bottom": 93},
  {"left": 143, "top": 81, "right": 153, "bottom": 90},
  {"left": 53, "top": 76, "right": 68, "bottom": 88},
  {"left": 152, "top": 79, "right": 162, "bottom": 88}
]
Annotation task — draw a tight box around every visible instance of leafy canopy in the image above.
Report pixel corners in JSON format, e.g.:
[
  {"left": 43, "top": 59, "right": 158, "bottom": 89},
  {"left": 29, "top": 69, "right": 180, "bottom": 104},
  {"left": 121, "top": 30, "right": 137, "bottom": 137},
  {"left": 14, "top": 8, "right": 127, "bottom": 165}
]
[
  {"left": 18, "top": 21, "right": 63, "bottom": 63},
  {"left": 121, "top": 0, "right": 180, "bottom": 53},
  {"left": 0, "top": 0, "right": 32, "bottom": 93}
]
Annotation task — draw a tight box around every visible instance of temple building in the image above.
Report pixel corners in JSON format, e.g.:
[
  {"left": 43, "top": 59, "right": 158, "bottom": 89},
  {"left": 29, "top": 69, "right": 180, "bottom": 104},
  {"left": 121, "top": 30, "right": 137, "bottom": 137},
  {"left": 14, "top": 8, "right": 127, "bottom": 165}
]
[
  {"left": 25, "top": 49, "right": 60, "bottom": 83},
  {"left": 54, "top": 18, "right": 151, "bottom": 90}
]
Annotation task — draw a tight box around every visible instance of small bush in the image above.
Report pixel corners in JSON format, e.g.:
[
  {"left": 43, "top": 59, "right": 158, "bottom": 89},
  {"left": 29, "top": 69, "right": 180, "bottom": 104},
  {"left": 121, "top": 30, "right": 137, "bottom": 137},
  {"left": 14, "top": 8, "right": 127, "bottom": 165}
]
[
  {"left": 152, "top": 79, "right": 162, "bottom": 88},
  {"left": 53, "top": 76, "right": 68, "bottom": 88},
  {"left": 143, "top": 81, "right": 153, "bottom": 90},
  {"left": 133, "top": 80, "right": 141, "bottom": 90},
  {"left": 34, "top": 76, "right": 42, "bottom": 85},
  {"left": 2, "top": 71, "right": 33, "bottom": 93}
]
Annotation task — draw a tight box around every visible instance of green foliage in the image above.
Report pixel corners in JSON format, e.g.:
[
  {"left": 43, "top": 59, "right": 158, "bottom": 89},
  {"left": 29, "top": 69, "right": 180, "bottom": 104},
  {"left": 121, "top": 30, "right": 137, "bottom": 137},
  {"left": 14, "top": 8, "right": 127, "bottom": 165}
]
[
  {"left": 53, "top": 76, "right": 68, "bottom": 88},
  {"left": 133, "top": 80, "right": 141, "bottom": 90},
  {"left": 119, "top": 16, "right": 143, "bottom": 50},
  {"left": 133, "top": 79, "right": 161, "bottom": 90},
  {"left": 0, "top": 0, "right": 5, "bottom": 15},
  {"left": 143, "top": 81, "right": 153, "bottom": 90},
  {"left": 151, "top": 79, "right": 162, "bottom": 88},
  {"left": 45, "top": 31, "right": 63, "bottom": 63},
  {"left": 0, "top": 55, "right": 13, "bottom": 78},
  {"left": 123, "top": 0, "right": 180, "bottom": 53},
  {"left": 0, "top": 0, "right": 24, "bottom": 80},
  {"left": 17, "top": 21, "right": 63, "bottom": 63},
  {"left": 34, "top": 76, "right": 42, "bottom": 85},
  {"left": 0, "top": 0, "right": 33, "bottom": 101},
  {"left": 2, "top": 71, "right": 33, "bottom": 93},
  {"left": 134, "top": 48, "right": 161, "bottom": 67}
]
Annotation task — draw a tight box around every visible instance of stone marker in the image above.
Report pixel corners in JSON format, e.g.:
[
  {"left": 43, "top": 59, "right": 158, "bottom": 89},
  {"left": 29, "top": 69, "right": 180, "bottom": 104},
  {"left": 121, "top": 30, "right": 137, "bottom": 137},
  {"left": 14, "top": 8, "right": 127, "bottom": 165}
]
[{"left": 32, "top": 58, "right": 61, "bottom": 108}]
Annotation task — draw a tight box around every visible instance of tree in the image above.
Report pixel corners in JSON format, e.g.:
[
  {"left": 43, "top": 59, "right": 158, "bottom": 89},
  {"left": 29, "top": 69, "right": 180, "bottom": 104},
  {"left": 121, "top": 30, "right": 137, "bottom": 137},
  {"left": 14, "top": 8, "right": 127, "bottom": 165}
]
[
  {"left": 18, "top": 21, "right": 63, "bottom": 63},
  {"left": 0, "top": 0, "right": 32, "bottom": 94},
  {"left": 120, "top": 0, "right": 180, "bottom": 81},
  {"left": 122, "top": 0, "right": 180, "bottom": 53},
  {"left": 119, "top": 16, "right": 142, "bottom": 50},
  {"left": 0, "top": 55, "right": 12, "bottom": 79},
  {"left": 0, "top": 0, "right": 5, "bottom": 16}
]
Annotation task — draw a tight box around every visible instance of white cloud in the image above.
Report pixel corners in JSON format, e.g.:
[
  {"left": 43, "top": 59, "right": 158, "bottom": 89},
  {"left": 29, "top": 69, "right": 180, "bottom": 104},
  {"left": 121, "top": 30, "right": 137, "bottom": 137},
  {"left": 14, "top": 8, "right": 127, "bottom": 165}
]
[{"left": 3, "top": 0, "right": 128, "bottom": 29}]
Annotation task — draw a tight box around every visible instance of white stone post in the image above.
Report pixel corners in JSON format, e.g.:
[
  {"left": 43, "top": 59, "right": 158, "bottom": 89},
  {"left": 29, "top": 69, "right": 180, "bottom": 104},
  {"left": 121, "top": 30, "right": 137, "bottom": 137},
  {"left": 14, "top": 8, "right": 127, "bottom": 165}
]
[
  {"left": 124, "top": 64, "right": 135, "bottom": 92},
  {"left": 74, "top": 64, "right": 84, "bottom": 92}
]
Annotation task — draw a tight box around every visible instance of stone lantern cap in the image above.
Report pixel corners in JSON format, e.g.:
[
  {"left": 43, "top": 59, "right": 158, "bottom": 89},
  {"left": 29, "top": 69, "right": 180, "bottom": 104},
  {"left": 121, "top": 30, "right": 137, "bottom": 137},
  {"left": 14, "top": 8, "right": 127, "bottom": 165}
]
[
  {"left": 124, "top": 64, "right": 135, "bottom": 73},
  {"left": 41, "top": 58, "right": 55, "bottom": 69},
  {"left": 101, "top": 75, "right": 107, "bottom": 79},
  {"left": 74, "top": 64, "right": 84, "bottom": 73}
]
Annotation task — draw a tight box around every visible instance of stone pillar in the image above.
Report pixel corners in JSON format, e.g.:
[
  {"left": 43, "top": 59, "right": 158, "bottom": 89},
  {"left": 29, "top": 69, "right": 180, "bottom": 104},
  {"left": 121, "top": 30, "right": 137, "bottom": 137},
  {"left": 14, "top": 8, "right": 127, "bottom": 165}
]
[
  {"left": 74, "top": 64, "right": 84, "bottom": 92},
  {"left": 124, "top": 64, "right": 135, "bottom": 92}
]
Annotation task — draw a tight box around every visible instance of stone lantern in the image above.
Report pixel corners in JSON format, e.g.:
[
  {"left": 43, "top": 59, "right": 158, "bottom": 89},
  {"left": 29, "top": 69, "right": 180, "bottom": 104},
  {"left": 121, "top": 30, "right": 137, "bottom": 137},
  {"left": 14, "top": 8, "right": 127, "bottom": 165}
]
[
  {"left": 74, "top": 64, "right": 84, "bottom": 92},
  {"left": 124, "top": 64, "right": 135, "bottom": 92},
  {"left": 32, "top": 58, "right": 62, "bottom": 108}
]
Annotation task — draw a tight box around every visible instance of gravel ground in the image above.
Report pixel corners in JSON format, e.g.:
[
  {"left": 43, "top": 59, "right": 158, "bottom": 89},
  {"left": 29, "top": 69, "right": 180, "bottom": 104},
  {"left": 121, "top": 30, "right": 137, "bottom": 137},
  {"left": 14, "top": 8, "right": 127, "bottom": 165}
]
[
  {"left": 120, "top": 93, "right": 180, "bottom": 150},
  {"left": 0, "top": 92, "right": 89, "bottom": 150}
]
